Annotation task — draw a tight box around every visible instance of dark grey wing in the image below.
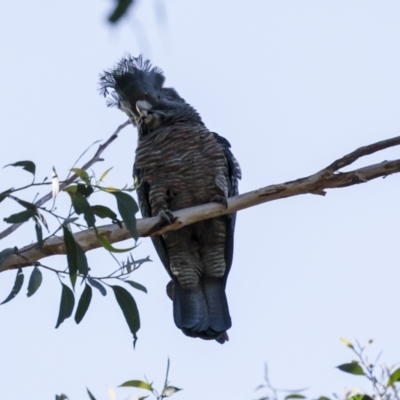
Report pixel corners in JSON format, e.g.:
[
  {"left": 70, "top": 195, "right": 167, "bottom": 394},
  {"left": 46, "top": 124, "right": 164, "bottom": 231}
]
[
  {"left": 134, "top": 166, "right": 172, "bottom": 278},
  {"left": 212, "top": 132, "right": 242, "bottom": 286}
]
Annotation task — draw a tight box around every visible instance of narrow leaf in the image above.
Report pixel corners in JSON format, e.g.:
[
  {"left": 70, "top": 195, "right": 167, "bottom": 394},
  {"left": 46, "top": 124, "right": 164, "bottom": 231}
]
[
  {"left": 75, "top": 284, "right": 92, "bottom": 324},
  {"left": 108, "top": 0, "right": 133, "bottom": 23},
  {"left": 71, "top": 168, "right": 90, "bottom": 184},
  {"left": 161, "top": 386, "right": 182, "bottom": 397},
  {"left": 55, "top": 395, "right": 69, "bottom": 400},
  {"left": 285, "top": 395, "right": 305, "bottom": 400},
  {"left": 68, "top": 192, "right": 96, "bottom": 228},
  {"left": 55, "top": 283, "right": 75, "bottom": 328},
  {"left": 125, "top": 280, "right": 147, "bottom": 294},
  {"left": 91, "top": 205, "right": 121, "bottom": 226},
  {"left": 340, "top": 338, "right": 354, "bottom": 349},
  {"left": 27, "top": 267, "right": 43, "bottom": 297},
  {"left": 111, "top": 285, "right": 140, "bottom": 346},
  {"left": 76, "top": 183, "right": 94, "bottom": 198},
  {"left": 99, "top": 167, "right": 113, "bottom": 182},
  {"left": 119, "top": 380, "right": 153, "bottom": 391},
  {"left": 348, "top": 395, "right": 374, "bottom": 400},
  {"left": 0, "top": 248, "right": 14, "bottom": 268},
  {"left": 112, "top": 191, "right": 139, "bottom": 240},
  {"left": 5, "top": 160, "right": 36, "bottom": 176},
  {"left": 0, "top": 189, "right": 12, "bottom": 203},
  {"left": 34, "top": 216, "right": 43, "bottom": 250},
  {"left": 76, "top": 243, "right": 89, "bottom": 278},
  {"left": 98, "top": 235, "right": 136, "bottom": 253},
  {"left": 14, "top": 198, "right": 36, "bottom": 210},
  {"left": 336, "top": 363, "right": 365, "bottom": 375},
  {"left": 87, "top": 277, "right": 107, "bottom": 296},
  {"left": 1, "top": 268, "right": 24, "bottom": 304},
  {"left": 63, "top": 226, "right": 78, "bottom": 288},
  {"left": 52, "top": 166, "right": 59, "bottom": 198},
  {"left": 36, "top": 210, "right": 49, "bottom": 232},
  {"left": 4, "top": 209, "right": 35, "bottom": 223},
  {"left": 64, "top": 185, "right": 77, "bottom": 194},
  {"left": 86, "top": 387, "right": 97, "bottom": 400},
  {"left": 388, "top": 367, "right": 400, "bottom": 386}
]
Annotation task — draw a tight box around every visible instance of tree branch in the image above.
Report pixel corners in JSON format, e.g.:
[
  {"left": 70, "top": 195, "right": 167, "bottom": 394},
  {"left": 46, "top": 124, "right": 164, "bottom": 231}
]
[
  {"left": 1, "top": 135, "right": 399, "bottom": 273},
  {"left": 0, "top": 120, "right": 131, "bottom": 241}
]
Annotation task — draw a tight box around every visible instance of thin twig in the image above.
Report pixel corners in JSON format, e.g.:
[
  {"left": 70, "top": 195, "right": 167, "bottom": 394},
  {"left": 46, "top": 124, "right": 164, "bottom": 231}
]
[{"left": 0, "top": 120, "right": 130, "bottom": 241}]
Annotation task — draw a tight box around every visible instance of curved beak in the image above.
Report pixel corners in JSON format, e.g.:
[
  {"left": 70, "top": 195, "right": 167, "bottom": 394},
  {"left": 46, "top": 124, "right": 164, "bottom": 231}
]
[{"left": 136, "top": 100, "right": 152, "bottom": 117}]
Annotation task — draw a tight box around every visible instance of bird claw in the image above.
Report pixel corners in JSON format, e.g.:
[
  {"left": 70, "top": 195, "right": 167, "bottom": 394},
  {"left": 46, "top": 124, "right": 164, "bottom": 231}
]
[
  {"left": 210, "top": 194, "right": 228, "bottom": 209},
  {"left": 159, "top": 209, "right": 177, "bottom": 224},
  {"left": 143, "top": 209, "right": 177, "bottom": 236}
]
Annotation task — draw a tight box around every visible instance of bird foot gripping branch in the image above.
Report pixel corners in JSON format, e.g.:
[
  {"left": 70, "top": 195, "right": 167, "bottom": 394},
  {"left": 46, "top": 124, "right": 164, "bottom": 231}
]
[{"left": 100, "top": 55, "right": 242, "bottom": 344}]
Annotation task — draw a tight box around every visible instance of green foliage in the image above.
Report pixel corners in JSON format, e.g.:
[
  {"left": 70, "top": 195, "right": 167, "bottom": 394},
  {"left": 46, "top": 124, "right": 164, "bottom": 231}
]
[
  {"left": 255, "top": 339, "right": 400, "bottom": 400},
  {"left": 111, "top": 285, "right": 140, "bottom": 347},
  {"left": 0, "top": 153, "right": 149, "bottom": 345},
  {"left": 75, "top": 284, "right": 92, "bottom": 324},
  {"left": 124, "top": 280, "right": 148, "bottom": 293},
  {"left": 387, "top": 367, "right": 400, "bottom": 386},
  {"left": 27, "top": 267, "right": 42, "bottom": 297},
  {"left": 108, "top": 0, "right": 134, "bottom": 23},
  {"left": 336, "top": 362, "right": 365, "bottom": 376},
  {"left": 0, "top": 248, "right": 14, "bottom": 268},
  {"left": 1, "top": 268, "right": 24, "bottom": 304},
  {"left": 5, "top": 160, "right": 36, "bottom": 177},
  {"left": 87, "top": 277, "right": 107, "bottom": 296},
  {"left": 55, "top": 282, "right": 75, "bottom": 328},
  {"left": 112, "top": 191, "right": 139, "bottom": 240}
]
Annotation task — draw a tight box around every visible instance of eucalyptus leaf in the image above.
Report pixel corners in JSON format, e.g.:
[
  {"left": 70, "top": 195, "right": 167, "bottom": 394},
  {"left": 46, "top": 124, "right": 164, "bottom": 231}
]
[
  {"left": 0, "top": 248, "right": 14, "bottom": 268},
  {"left": 63, "top": 226, "right": 78, "bottom": 288},
  {"left": 124, "top": 280, "right": 147, "bottom": 294},
  {"left": 34, "top": 216, "right": 43, "bottom": 250},
  {"left": 98, "top": 235, "right": 136, "bottom": 253},
  {"left": 0, "top": 189, "right": 12, "bottom": 203},
  {"left": 388, "top": 367, "right": 400, "bottom": 386},
  {"left": 348, "top": 395, "right": 373, "bottom": 400},
  {"left": 112, "top": 191, "right": 139, "bottom": 240},
  {"left": 108, "top": 0, "right": 133, "bottom": 23},
  {"left": 55, "top": 394, "right": 69, "bottom": 400},
  {"left": 55, "top": 283, "right": 75, "bottom": 328},
  {"left": 27, "top": 267, "right": 42, "bottom": 297},
  {"left": 75, "top": 284, "right": 92, "bottom": 324},
  {"left": 87, "top": 277, "right": 107, "bottom": 296},
  {"left": 91, "top": 205, "right": 121, "bottom": 227},
  {"left": 4, "top": 209, "right": 35, "bottom": 223},
  {"left": 112, "top": 285, "right": 140, "bottom": 347},
  {"left": 76, "top": 243, "right": 89, "bottom": 278},
  {"left": 14, "top": 198, "right": 36, "bottom": 210},
  {"left": 99, "top": 167, "right": 113, "bottom": 182},
  {"left": 68, "top": 191, "right": 95, "bottom": 228},
  {"left": 71, "top": 168, "right": 90, "bottom": 185},
  {"left": 1, "top": 268, "right": 24, "bottom": 304},
  {"left": 119, "top": 380, "right": 153, "bottom": 391},
  {"left": 336, "top": 363, "right": 365, "bottom": 375},
  {"left": 86, "top": 387, "right": 97, "bottom": 400},
  {"left": 5, "top": 160, "right": 36, "bottom": 176},
  {"left": 161, "top": 386, "right": 182, "bottom": 397}
]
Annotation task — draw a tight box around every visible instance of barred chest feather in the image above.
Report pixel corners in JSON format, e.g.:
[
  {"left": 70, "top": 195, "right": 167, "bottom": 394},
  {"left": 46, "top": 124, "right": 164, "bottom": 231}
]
[{"left": 135, "top": 123, "right": 228, "bottom": 212}]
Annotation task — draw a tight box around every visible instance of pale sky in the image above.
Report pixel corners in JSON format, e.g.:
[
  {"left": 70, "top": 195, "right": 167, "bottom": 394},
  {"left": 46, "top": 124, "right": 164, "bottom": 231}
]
[{"left": 1, "top": 1, "right": 400, "bottom": 399}]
